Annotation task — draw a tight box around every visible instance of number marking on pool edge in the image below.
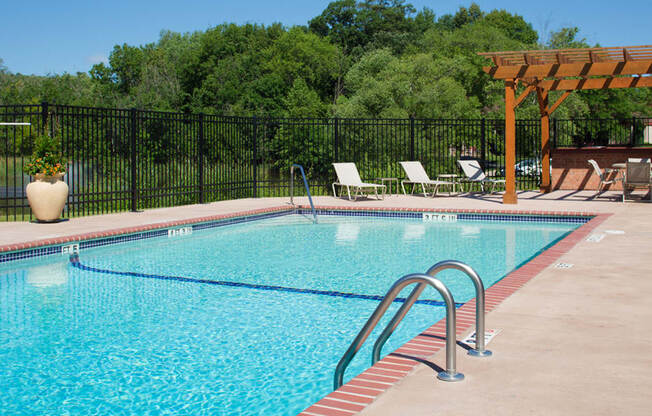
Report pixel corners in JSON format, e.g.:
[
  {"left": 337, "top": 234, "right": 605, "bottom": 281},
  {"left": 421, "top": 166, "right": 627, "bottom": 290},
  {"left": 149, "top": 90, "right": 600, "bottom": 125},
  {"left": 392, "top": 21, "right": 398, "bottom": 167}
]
[
  {"left": 423, "top": 213, "right": 458, "bottom": 223},
  {"left": 554, "top": 263, "right": 574, "bottom": 269},
  {"left": 168, "top": 227, "right": 193, "bottom": 238},
  {"left": 586, "top": 233, "right": 605, "bottom": 243},
  {"left": 462, "top": 329, "right": 501, "bottom": 347},
  {"left": 61, "top": 244, "right": 80, "bottom": 255}
]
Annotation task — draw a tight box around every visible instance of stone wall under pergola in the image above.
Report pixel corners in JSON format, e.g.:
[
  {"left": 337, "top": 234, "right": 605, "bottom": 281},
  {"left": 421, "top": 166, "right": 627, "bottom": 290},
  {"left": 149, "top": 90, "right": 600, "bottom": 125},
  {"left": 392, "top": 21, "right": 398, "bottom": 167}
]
[{"left": 478, "top": 45, "right": 652, "bottom": 204}]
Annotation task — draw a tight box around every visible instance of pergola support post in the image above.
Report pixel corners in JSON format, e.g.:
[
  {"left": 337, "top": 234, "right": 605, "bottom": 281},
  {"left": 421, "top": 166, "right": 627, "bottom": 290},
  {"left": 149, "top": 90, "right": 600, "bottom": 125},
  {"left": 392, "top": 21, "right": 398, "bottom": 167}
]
[
  {"left": 538, "top": 88, "right": 551, "bottom": 193},
  {"left": 503, "top": 79, "right": 517, "bottom": 204}
]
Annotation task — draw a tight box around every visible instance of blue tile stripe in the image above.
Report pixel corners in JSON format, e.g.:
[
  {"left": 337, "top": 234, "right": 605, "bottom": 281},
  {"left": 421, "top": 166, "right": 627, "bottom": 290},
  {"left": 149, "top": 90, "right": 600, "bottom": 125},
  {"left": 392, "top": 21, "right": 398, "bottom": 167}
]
[
  {"left": 0, "top": 210, "right": 293, "bottom": 264},
  {"left": 298, "top": 209, "right": 591, "bottom": 224},
  {"left": 0, "top": 208, "right": 590, "bottom": 264},
  {"left": 69, "top": 254, "right": 461, "bottom": 308}
]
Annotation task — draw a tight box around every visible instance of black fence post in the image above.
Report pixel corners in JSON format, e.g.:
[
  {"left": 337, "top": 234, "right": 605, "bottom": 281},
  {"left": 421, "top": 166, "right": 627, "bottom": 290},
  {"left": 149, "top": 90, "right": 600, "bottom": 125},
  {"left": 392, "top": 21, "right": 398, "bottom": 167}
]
[
  {"left": 252, "top": 115, "right": 258, "bottom": 198},
  {"left": 630, "top": 117, "right": 636, "bottom": 146},
  {"left": 41, "top": 101, "right": 49, "bottom": 131},
  {"left": 552, "top": 118, "right": 557, "bottom": 148},
  {"left": 409, "top": 116, "right": 415, "bottom": 161},
  {"left": 198, "top": 113, "right": 205, "bottom": 203},
  {"left": 480, "top": 118, "right": 486, "bottom": 164},
  {"left": 130, "top": 108, "right": 138, "bottom": 212},
  {"left": 334, "top": 117, "right": 339, "bottom": 161}
]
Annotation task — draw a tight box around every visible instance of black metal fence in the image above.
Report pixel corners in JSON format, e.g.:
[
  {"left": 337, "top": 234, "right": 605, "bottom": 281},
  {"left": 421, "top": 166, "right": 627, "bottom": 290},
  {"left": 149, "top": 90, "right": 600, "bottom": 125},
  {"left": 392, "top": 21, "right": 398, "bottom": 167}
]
[
  {"left": 552, "top": 117, "right": 651, "bottom": 148},
  {"left": 1, "top": 103, "right": 650, "bottom": 221}
]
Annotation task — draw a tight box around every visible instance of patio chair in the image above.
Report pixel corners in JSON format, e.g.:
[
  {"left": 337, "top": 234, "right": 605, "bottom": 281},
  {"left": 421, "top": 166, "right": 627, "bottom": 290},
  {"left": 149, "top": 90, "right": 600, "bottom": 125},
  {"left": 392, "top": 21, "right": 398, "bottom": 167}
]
[
  {"left": 457, "top": 159, "right": 505, "bottom": 193},
  {"left": 332, "top": 163, "right": 385, "bottom": 200},
  {"left": 587, "top": 159, "right": 619, "bottom": 194},
  {"left": 623, "top": 158, "right": 652, "bottom": 202},
  {"left": 399, "top": 161, "right": 453, "bottom": 197}
]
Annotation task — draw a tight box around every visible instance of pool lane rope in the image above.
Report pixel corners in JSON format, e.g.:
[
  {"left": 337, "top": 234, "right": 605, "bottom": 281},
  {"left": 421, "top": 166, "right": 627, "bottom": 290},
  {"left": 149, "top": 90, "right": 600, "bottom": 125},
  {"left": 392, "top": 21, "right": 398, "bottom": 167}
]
[{"left": 69, "top": 254, "right": 462, "bottom": 308}]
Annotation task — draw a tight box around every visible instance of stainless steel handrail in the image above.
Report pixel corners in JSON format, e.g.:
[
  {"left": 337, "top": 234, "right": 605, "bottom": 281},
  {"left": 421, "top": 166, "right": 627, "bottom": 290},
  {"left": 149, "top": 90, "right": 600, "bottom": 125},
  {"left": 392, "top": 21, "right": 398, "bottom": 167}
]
[
  {"left": 334, "top": 273, "right": 462, "bottom": 389},
  {"left": 372, "top": 260, "right": 492, "bottom": 364},
  {"left": 290, "top": 164, "right": 317, "bottom": 223}
]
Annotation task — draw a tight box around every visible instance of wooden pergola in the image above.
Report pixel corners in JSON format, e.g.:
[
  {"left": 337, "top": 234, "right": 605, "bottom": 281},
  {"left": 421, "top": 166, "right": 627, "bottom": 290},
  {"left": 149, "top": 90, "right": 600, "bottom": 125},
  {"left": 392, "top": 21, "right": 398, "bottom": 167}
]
[{"left": 479, "top": 45, "right": 652, "bottom": 204}]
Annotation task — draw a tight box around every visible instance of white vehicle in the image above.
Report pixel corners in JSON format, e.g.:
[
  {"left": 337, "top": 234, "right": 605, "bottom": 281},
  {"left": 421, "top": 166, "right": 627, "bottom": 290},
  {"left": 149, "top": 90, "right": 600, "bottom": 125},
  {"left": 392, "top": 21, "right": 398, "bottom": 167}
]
[{"left": 515, "top": 159, "right": 541, "bottom": 177}]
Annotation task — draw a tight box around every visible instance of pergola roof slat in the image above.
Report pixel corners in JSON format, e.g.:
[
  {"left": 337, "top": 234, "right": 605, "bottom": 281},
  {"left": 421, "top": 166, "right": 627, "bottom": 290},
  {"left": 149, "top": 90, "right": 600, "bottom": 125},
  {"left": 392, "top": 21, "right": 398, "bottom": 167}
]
[
  {"left": 479, "top": 45, "right": 652, "bottom": 66},
  {"left": 484, "top": 61, "right": 652, "bottom": 80}
]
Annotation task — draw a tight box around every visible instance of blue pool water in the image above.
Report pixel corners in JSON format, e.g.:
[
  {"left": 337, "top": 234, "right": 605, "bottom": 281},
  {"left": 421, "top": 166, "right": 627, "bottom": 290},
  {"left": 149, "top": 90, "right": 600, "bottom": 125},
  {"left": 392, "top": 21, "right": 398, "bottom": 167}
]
[{"left": 0, "top": 213, "right": 581, "bottom": 415}]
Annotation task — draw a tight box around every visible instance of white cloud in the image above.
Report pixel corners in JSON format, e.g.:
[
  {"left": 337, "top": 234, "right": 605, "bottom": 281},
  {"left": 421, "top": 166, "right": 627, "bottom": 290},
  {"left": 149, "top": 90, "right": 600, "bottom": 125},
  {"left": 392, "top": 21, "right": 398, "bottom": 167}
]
[{"left": 86, "top": 54, "right": 108, "bottom": 65}]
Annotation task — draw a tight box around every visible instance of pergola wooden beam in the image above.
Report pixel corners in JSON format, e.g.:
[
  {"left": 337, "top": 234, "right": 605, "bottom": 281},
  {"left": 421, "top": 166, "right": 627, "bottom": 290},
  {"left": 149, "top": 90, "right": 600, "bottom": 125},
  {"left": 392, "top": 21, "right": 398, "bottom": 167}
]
[
  {"left": 478, "top": 45, "right": 652, "bottom": 204},
  {"left": 547, "top": 91, "right": 572, "bottom": 115},
  {"left": 514, "top": 84, "right": 536, "bottom": 107},
  {"left": 483, "top": 61, "right": 652, "bottom": 80},
  {"left": 479, "top": 45, "right": 652, "bottom": 66},
  {"left": 538, "top": 76, "right": 652, "bottom": 91}
]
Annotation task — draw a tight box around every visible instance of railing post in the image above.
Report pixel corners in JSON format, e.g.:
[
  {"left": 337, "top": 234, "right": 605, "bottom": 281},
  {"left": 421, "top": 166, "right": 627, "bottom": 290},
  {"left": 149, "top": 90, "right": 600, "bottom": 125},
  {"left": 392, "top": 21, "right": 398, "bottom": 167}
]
[
  {"left": 130, "top": 108, "right": 138, "bottom": 212},
  {"left": 252, "top": 115, "right": 258, "bottom": 198},
  {"left": 409, "top": 116, "right": 415, "bottom": 161},
  {"left": 40, "top": 101, "right": 49, "bottom": 131},
  {"left": 630, "top": 116, "right": 636, "bottom": 146},
  {"left": 552, "top": 118, "right": 557, "bottom": 148},
  {"left": 426, "top": 261, "right": 492, "bottom": 357},
  {"left": 480, "top": 118, "right": 486, "bottom": 165},
  {"left": 334, "top": 117, "right": 339, "bottom": 161},
  {"left": 334, "top": 273, "right": 462, "bottom": 389},
  {"left": 198, "top": 113, "right": 205, "bottom": 203}
]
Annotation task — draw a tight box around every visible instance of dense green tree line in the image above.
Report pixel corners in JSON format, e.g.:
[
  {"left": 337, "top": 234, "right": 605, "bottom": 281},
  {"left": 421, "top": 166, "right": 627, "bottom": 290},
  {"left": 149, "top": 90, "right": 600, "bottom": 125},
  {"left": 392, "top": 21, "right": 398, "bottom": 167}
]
[{"left": 1, "top": 1, "right": 650, "bottom": 119}]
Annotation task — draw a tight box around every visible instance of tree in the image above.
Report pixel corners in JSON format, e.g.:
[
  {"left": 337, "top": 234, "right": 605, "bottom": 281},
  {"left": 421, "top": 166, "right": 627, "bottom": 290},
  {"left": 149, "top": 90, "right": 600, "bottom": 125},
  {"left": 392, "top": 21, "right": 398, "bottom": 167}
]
[
  {"left": 309, "top": 0, "right": 432, "bottom": 55},
  {"left": 108, "top": 44, "right": 146, "bottom": 94},
  {"left": 483, "top": 10, "right": 538, "bottom": 45},
  {"left": 335, "top": 49, "right": 481, "bottom": 119},
  {"left": 547, "top": 27, "right": 589, "bottom": 49}
]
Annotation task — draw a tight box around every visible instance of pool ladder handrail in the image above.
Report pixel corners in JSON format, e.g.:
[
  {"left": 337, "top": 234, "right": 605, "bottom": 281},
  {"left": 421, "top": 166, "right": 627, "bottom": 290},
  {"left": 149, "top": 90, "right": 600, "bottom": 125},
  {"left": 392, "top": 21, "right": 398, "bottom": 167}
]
[
  {"left": 333, "top": 260, "right": 491, "bottom": 390},
  {"left": 290, "top": 164, "right": 317, "bottom": 223},
  {"left": 373, "top": 260, "right": 492, "bottom": 363},
  {"left": 334, "top": 272, "right": 462, "bottom": 389}
]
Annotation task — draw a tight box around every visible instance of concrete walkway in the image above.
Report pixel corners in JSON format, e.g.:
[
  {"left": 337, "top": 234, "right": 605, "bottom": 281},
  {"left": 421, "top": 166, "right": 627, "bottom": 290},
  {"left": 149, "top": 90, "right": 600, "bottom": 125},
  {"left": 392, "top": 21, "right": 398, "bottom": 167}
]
[
  {"left": 358, "top": 197, "right": 652, "bottom": 415},
  {"left": 0, "top": 190, "right": 638, "bottom": 246},
  {"left": 1, "top": 190, "right": 651, "bottom": 415}
]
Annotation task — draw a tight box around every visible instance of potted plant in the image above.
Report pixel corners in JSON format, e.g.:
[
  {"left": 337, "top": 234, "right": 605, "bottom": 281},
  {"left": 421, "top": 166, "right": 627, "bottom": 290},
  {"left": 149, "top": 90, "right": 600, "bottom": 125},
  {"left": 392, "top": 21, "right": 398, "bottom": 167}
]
[{"left": 23, "top": 131, "right": 68, "bottom": 222}]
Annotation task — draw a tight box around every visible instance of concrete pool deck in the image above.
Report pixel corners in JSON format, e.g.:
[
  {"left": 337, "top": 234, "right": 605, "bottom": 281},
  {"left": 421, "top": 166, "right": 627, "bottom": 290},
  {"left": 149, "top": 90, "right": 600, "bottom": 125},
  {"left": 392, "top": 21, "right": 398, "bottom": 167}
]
[{"left": 1, "top": 190, "right": 651, "bottom": 415}]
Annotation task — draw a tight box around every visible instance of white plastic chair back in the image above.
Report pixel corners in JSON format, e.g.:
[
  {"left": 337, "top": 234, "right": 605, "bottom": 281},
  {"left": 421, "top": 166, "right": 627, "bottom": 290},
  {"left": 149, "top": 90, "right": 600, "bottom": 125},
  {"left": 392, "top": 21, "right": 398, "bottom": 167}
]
[
  {"left": 457, "top": 159, "right": 486, "bottom": 181},
  {"left": 587, "top": 159, "right": 605, "bottom": 181},
  {"left": 333, "top": 163, "right": 363, "bottom": 185},
  {"left": 399, "top": 161, "right": 431, "bottom": 182}
]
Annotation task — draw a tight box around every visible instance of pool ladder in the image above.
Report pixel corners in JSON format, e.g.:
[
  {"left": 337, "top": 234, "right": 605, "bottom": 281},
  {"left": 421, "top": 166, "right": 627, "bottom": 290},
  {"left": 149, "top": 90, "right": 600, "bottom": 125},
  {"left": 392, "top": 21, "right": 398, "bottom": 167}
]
[
  {"left": 334, "top": 260, "right": 491, "bottom": 389},
  {"left": 290, "top": 164, "right": 317, "bottom": 223}
]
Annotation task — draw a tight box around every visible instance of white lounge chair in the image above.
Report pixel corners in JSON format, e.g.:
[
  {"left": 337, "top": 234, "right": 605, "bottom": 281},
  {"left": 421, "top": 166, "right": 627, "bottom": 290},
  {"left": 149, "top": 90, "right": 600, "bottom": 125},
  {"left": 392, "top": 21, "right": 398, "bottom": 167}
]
[
  {"left": 332, "top": 163, "right": 385, "bottom": 200},
  {"left": 588, "top": 159, "right": 620, "bottom": 194},
  {"left": 457, "top": 159, "right": 505, "bottom": 193},
  {"left": 399, "top": 161, "right": 454, "bottom": 197},
  {"left": 623, "top": 158, "right": 652, "bottom": 202}
]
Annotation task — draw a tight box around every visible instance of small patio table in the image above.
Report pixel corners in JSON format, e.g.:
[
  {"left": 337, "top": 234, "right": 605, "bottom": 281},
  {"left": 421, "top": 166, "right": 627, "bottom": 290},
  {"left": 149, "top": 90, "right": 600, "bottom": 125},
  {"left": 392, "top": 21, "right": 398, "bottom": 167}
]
[
  {"left": 437, "top": 174, "right": 462, "bottom": 196},
  {"left": 376, "top": 177, "right": 399, "bottom": 197}
]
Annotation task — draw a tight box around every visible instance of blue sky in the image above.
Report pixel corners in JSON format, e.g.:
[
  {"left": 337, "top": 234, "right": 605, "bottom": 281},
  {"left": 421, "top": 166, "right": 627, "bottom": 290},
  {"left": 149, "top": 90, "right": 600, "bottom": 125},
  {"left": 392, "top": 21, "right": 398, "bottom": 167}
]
[{"left": 1, "top": 0, "right": 650, "bottom": 76}]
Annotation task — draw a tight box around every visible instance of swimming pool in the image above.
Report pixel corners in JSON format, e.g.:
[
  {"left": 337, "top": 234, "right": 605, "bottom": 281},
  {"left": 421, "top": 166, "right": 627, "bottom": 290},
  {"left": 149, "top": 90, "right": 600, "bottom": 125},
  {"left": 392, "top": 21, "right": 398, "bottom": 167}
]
[{"left": 0, "top": 210, "right": 585, "bottom": 415}]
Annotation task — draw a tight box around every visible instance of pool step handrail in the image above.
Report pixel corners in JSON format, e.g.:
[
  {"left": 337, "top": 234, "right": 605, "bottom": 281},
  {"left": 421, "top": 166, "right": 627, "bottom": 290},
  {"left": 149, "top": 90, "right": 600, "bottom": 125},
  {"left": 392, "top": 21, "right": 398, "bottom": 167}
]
[
  {"left": 372, "top": 260, "right": 492, "bottom": 363},
  {"left": 290, "top": 164, "right": 317, "bottom": 223},
  {"left": 333, "top": 273, "right": 462, "bottom": 389}
]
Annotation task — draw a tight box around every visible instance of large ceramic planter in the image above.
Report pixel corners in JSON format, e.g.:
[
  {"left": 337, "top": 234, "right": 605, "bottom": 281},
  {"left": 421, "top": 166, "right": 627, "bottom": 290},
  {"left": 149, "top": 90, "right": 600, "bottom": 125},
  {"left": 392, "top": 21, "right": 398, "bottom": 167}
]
[{"left": 26, "top": 173, "right": 68, "bottom": 222}]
